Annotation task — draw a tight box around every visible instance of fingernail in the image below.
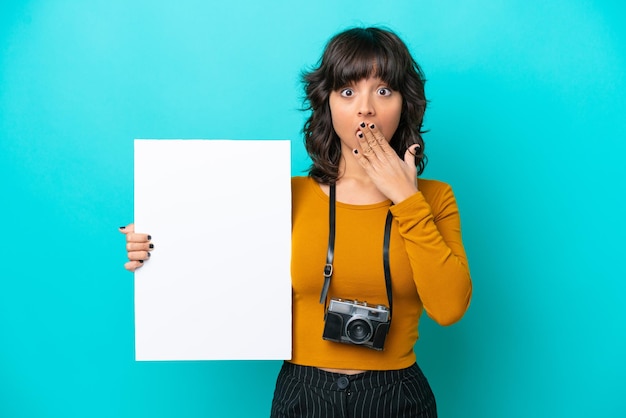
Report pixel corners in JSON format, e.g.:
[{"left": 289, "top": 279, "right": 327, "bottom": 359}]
[
  {"left": 147, "top": 252, "right": 151, "bottom": 257},
  {"left": 119, "top": 226, "right": 126, "bottom": 230},
  {"left": 358, "top": 132, "right": 364, "bottom": 138},
  {"left": 360, "top": 122, "right": 366, "bottom": 128},
  {"left": 147, "top": 235, "right": 152, "bottom": 240},
  {"left": 370, "top": 124, "right": 375, "bottom": 129},
  {"left": 139, "top": 260, "right": 144, "bottom": 264},
  {"left": 149, "top": 243, "right": 154, "bottom": 249}
]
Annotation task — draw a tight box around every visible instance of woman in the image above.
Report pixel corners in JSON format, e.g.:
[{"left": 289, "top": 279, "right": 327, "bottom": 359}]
[{"left": 121, "top": 27, "right": 472, "bottom": 417}]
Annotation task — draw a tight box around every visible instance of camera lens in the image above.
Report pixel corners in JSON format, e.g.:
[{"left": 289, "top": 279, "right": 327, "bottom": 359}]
[{"left": 345, "top": 317, "right": 373, "bottom": 344}]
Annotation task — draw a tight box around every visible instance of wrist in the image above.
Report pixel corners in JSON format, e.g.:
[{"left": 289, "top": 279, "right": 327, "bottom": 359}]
[{"left": 390, "top": 186, "right": 418, "bottom": 205}]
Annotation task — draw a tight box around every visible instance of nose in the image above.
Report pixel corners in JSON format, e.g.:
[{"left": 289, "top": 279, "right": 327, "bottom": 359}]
[{"left": 357, "top": 95, "right": 375, "bottom": 116}]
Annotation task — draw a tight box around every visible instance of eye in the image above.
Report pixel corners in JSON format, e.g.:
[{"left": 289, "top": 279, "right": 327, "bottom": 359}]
[
  {"left": 378, "top": 87, "right": 393, "bottom": 96},
  {"left": 340, "top": 88, "right": 354, "bottom": 97}
]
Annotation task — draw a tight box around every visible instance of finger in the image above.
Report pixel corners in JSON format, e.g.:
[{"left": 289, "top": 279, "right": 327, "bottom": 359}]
[
  {"left": 128, "top": 250, "right": 151, "bottom": 261},
  {"left": 404, "top": 144, "right": 420, "bottom": 168},
  {"left": 366, "top": 123, "right": 397, "bottom": 159},
  {"left": 366, "top": 123, "right": 386, "bottom": 144},
  {"left": 126, "top": 241, "right": 155, "bottom": 252},
  {"left": 361, "top": 123, "right": 395, "bottom": 162},
  {"left": 119, "top": 224, "right": 152, "bottom": 243},
  {"left": 352, "top": 147, "right": 374, "bottom": 169},
  {"left": 119, "top": 223, "right": 135, "bottom": 234},
  {"left": 126, "top": 232, "right": 152, "bottom": 243},
  {"left": 124, "top": 260, "right": 144, "bottom": 272},
  {"left": 356, "top": 130, "right": 374, "bottom": 157},
  {"left": 359, "top": 123, "right": 380, "bottom": 152}
]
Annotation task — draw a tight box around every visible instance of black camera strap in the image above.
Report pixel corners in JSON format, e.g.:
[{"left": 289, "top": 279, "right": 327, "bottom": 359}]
[
  {"left": 319, "top": 182, "right": 336, "bottom": 305},
  {"left": 319, "top": 183, "right": 394, "bottom": 319},
  {"left": 382, "top": 207, "right": 394, "bottom": 318}
]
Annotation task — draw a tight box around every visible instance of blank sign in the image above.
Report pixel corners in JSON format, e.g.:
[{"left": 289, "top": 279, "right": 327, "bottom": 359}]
[{"left": 134, "top": 139, "right": 292, "bottom": 361}]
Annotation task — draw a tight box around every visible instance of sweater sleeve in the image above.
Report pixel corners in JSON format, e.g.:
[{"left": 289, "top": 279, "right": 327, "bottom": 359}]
[{"left": 389, "top": 181, "right": 472, "bottom": 325}]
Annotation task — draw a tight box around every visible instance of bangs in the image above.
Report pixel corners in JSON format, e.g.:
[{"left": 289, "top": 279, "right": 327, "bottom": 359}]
[{"left": 324, "top": 30, "right": 407, "bottom": 91}]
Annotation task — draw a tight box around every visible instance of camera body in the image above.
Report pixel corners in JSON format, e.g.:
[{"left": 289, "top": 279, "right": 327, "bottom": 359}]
[{"left": 322, "top": 298, "right": 390, "bottom": 351}]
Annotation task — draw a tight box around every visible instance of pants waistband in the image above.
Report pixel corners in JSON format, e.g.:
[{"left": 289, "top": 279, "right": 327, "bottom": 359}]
[{"left": 280, "top": 361, "right": 421, "bottom": 392}]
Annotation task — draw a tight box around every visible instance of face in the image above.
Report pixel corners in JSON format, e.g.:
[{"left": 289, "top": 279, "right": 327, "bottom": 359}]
[{"left": 328, "top": 77, "right": 403, "bottom": 153}]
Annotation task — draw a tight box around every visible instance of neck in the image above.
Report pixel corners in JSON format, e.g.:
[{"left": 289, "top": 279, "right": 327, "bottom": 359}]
[{"left": 333, "top": 157, "right": 388, "bottom": 204}]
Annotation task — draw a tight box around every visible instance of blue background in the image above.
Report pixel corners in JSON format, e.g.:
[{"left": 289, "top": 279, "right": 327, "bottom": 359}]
[{"left": 1, "top": 1, "right": 625, "bottom": 417}]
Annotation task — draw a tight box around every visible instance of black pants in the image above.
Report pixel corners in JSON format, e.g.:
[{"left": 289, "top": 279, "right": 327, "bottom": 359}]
[{"left": 270, "top": 362, "right": 437, "bottom": 417}]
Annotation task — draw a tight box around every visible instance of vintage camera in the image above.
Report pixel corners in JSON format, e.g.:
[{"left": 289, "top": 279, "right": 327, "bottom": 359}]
[{"left": 322, "top": 298, "right": 391, "bottom": 351}]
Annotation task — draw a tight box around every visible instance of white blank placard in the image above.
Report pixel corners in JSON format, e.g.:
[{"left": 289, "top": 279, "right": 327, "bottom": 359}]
[{"left": 134, "top": 139, "right": 292, "bottom": 361}]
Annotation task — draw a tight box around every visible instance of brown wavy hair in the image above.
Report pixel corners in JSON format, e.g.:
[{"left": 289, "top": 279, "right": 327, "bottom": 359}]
[{"left": 302, "top": 27, "right": 428, "bottom": 184}]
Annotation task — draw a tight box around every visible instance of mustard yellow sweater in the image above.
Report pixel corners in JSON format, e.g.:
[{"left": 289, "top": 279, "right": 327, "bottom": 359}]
[{"left": 290, "top": 176, "right": 472, "bottom": 370}]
